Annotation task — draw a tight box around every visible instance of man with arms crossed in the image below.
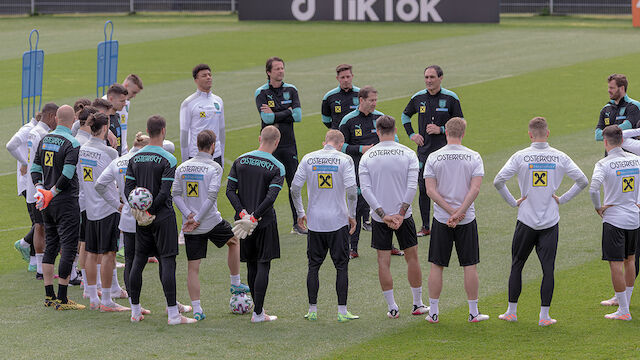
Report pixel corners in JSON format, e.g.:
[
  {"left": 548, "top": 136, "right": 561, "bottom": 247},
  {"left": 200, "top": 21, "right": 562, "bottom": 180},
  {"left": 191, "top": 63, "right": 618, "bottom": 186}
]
[
  {"left": 494, "top": 117, "right": 588, "bottom": 326},
  {"left": 359, "top": 115, "right": 426, "bottom": 319},
  {"left": 172, "top": 130, "right": 248, "bottom": 321},
  {"left": 589, "top": 125, "right": 639, "bottom": 321},
  {"left": 226, "top": 126, "right": 284, "bottom": 323},
  {"left": 424, "top": 117, "right": 486, "bottom": 324},
  {"left": 291, "top": 129, "right": 359, "bottom": 321}
]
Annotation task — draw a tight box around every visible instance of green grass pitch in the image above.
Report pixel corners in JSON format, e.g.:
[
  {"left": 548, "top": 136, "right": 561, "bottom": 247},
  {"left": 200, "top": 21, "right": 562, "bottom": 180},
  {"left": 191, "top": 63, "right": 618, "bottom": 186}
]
[{"left": 0, "top": 13, "right": 639, "bottom": 359}]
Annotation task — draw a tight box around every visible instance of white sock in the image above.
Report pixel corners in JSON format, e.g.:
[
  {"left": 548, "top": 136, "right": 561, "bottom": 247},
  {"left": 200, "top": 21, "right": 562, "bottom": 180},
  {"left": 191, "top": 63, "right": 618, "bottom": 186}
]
[
  {"left": 19, "top": 239, "right": 29, "bottom": 248},
  {"left": 192, "top": 300, "right": 202, "bottom": 314},
  {"left": 69, "top": 256, "right": 78, "bottom": 280},
  {"left": 429, "top": 298, "right": 439, "bottom": 316},
  {"left": 468, "top": 299, "right": 479, "bottom": 317},
  {"left": 382, "top": 289, "right": 398, "bottom": 311},
  {"left": 29, "top": 256, "right": 36, "bottom": 266},
  {"left": 540, "top": 306, "right": 550, "bottom": 320},
  {"left": 96, "top": 264, "right": 102, "bottom": 288},
  {"left": 111, "top": 269, "right": 122, "bottom": 293},
  {"left": 36, "top": 253, "right": 43, "bottom": 273},
  {"left": 507, "top": 302, "right": 517, "bottom": 314},
  {"left": 338, "top": 305, "right": 347, "bottom": 315},
  {"left": 128, "top": 297, "right": 133, "bottom": 308},
  {"left": 87, "top": 285, "right": 100, "bottom": 304},
  {"left": 131, "top": 303, "right": 141, "bottom": 318},
  {"left": 230, "top": 274, "right": 241, "bottom": 286},
  {"left": 626, "top": 286, "right": 634, "bottom": 305},
  {"left": 167, "top": 305, "right": 179, "bottom": 319},
  {"left": 309, "top": 304, "right": 317, "bottom": 313},
  {"left": 101, "top": 288, "right": 112, "bottom": 306},
  {"left": 253, "top": 310, "right": 265, "bottom": 320},
  {"left": 616, "top": 291, "right": 629, "bottom": 314},
  {"left": 81, "top": 269, "right": 87, "bottom": 291},
  {"left": 411, "top": 287, "right": 424, "bottom": 307}
]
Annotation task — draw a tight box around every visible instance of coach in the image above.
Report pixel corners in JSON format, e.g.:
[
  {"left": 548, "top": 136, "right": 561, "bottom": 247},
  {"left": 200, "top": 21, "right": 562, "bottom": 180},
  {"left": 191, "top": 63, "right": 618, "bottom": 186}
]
[{"left": 595, "top": 74, "right": 640, "bottom": 141}]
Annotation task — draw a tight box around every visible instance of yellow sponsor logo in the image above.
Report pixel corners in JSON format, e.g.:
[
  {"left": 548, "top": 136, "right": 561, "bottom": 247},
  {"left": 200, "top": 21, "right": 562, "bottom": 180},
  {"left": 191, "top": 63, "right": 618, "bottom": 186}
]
[
  {"left": 532, "top": 171, "right": 547, "bottom": 187},
  {"left": 267, "top": 100, "right": 275, "bottom": 108},
  {"left": 419, "top": 106, "right": 426, "bottom": 113},
  {"left": 334, "top": 105, "right": 341, "bottom": 113},
  {"left": 623, "top": 176, "right": 634, "bottom": 193},
  {"left": 355, "top": 129, "right": 362, "bottom": 137},
  {"left": 44, "top": 151, "right": 54, "bottom": 167},
  {"left": 83, "top": 167, "right": 93, "bottom": 182},
  {"left": 187, "top": 182, "right": 199, "bottom": 197},
  {"left": 199, "top": 111, "right": 206, "bottom": 118},
  {"left": 318, "top": 173, "right": 333, "bottom": 189}
]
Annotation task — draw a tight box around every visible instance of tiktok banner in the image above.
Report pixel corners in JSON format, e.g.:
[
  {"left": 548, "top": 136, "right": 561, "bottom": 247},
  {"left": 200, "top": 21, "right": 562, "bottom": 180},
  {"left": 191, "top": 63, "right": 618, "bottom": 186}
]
[{"left": 238, "top": 0, "right": 500, "bottom": 23}]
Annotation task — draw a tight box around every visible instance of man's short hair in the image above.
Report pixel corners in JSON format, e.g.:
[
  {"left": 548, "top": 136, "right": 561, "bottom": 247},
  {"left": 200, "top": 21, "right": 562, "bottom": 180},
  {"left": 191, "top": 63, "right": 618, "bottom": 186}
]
[
  {"left": 424, "top": 64, "right": 444, "bottom": 77},
  {"left": 125, "top": 74, "right": 143, "bottom": 89},
  {"left": 603, "top": 125, "right": 623, "bottom": 146},
  {"left": 359, "top": 85, "right": 377, "bottom": 100},
  {"left": 336, "top": 64, "right": 352, "bottom": 75},
  {"left": 375, "top": 115, "right": 395, "bottom": 135},
  {"left": 77, "top": 106, "right": 98, "bottom": 126},
  {"left": 260, "top": 125, "right": 281, "bottom": 145},
  {"left": 445, "top": 117, "right": 466, "bottom": 138},
  {"left": 192, "top": 64, "right": 211, "bottom": 79},
  {"left": 324, "top": 129, "right": 345, "bottom": 144},
  {"left": 107, "top": 83, "right": 128, "bottom": 97},
  {"left": 92, "top": 98, "right": 112, "bottom": 113},
  {"left": 86, "top": 112, "right": 109, "bottom": 135},
  {"left": 528, "top": 117, "right": 548, "bottom": 138},
  {"left": 608, "top": 73, "right": 628, "bottom": 92},
  {"left": 41, "top": 103, "right": 59, "bottom": 117},
  {"left": 147, "top": 115, "right": 166, "bottom": 138},
  {"left": 73, "top": 98, "right": 91, "bottom": 114},
  {"left": 266, "top": 56, "right": 284, "bottom": 79},
  {"left": 197, "top": 130, "right": 217, "bottom": 151}
]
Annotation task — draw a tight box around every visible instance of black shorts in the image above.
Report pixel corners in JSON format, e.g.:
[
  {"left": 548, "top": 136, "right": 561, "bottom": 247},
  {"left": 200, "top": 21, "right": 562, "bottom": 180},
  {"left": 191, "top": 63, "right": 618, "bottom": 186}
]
[
  {"left": 429, "top": 218, "right": 479, "bottom": 267},
  {"left": 85, "top": 213, "right": 120, "bottom": 254},
  {"left": 135, "top": 215, "right": 179, "bottom": 258},
  {"left": 308, "top": 226, "right": 349, "bottom": 269},
  {"left": 602, "top": 222, "right": 638, "bottom": 261},
  {"left": 79, "top": 210, "right": 87, "bottom": 243},
  {"left": 27, "top": 201, "right": 43, "bottom": 225},
  {"left": 41, "top": 198, "right": 80, "bottom": 265},
  {"left": 241, "top": 219, "right": 280, "bottom": 263},
  {"left": 371, "top": 216, "right": 418, "bottom": 251},
  {"left": 185, "top": 220, "right": 234, "bottom": 261}
]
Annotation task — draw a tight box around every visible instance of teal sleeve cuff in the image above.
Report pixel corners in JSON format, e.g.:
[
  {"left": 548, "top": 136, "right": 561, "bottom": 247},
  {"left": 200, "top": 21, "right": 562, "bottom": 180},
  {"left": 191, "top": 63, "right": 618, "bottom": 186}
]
[
  {"left": 62, "top": 164, "right": 76, "bottom": 179},
  {"left": 260, "top": 112, "right": 275, "bottom": 124},
  {"left": 595, "top": 128, "right": 603, "bottom": 141},
  {"left": 409, "top": 133, "right": 415, "bottom": 137},
  {"left": 401, "top": 113, "right": 412, "bottom": 125},
  {"left": 618, "top": 120, "right": 632, "bottom": 131},
  {"left": 359, "top": 145, "right": 363, "bottom": 153},
  {"left": 321, "top": 115, "right": 332, "bottom": 124},
  {"left": 126, "top": 175, "right": 135, "bottom": 180},
  {"left": 341, "top": 143, "right": 348, "bottom": 153},
  {"left": 227, "top": 176, "right": 238, "bottom": 182},
  {"left": 394, "top": 134, "right": 399, "bottom": 142},
  {"left": 30, "top": 164, "right": 43, "bottom": 174},
  {"left": 440, "top": 126, "right": 446, "bottom": 134},
  {"left": 292, "top": 107, "right": 302, "bottom": 123}
]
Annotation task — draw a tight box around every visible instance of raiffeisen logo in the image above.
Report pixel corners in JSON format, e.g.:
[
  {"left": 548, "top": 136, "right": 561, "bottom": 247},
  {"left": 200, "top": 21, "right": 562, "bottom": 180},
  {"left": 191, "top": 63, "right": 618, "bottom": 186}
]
[{"left": 291, "top": 0, "right": 443, "bottom": 22}]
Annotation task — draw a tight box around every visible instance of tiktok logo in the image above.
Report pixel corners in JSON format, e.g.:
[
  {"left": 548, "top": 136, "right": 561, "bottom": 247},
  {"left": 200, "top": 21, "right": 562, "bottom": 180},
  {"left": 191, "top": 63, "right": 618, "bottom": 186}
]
[{"left": 292, "top": 0, "right": 316, "bottom": 21}]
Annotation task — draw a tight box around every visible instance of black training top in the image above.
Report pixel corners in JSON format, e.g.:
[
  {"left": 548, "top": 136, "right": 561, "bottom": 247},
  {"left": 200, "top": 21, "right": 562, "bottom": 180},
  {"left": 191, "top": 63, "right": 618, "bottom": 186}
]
[
  {"left": 109, "top": 114, "right": 123, "bottom": 155},
  {"left": 321, "top": 86, "right": 360, "bottom": 130},
  {"left": 339, "top": 109, "right": 384, "bottom": 171},
  {"left": 255, "top": 82, "right": 301, "bottom": 148}
]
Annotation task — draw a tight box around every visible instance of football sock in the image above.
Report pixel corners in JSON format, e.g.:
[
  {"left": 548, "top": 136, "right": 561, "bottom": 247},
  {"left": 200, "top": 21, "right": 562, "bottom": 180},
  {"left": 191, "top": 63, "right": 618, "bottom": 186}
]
[
  {"left": 45, "top": 284, "right": 56, "bottom": 299},
  {"left": 111, "top": 269, "right": 122, "bottom": 293},
  {"left": 81, "top": 269, "right": 87, "bottom": 291},
  {"left": 192, "top": 300, "right": 202, "bottom": 314},
  {"left": 253, "top": 310, "right": 265, "bottom": 321},
  {"left": 230, "top": 274, "right": 241, "bottom": 287},
  {"left": 87, "top": 285, "right": 100, "bottom": 304},
  {"left": 338, "top": 305, "right": 347, "bottom": 315},
  {"left": 429, "top": 298, "right": 439, "bottom": 316},
  {"left": 57, "top": 284, "right": 68, "bottom": 303},
  {"left": 29, "top": 256, "right": 36, "bottom": 267},
  {"left": 507, "top": 302, "right": 518, "bottom": 314},
  {"left": 131, "top": 303, "right": 141, "bottom": 318},
  {"left": 468, "top": 299, "right": 479, "bottom": 317},
  {"left": 411, "top": 286, "right": 424, "bottom": 307},
  {"left": 101, "top": 288, "right": 112, "bottom": 306},
  {"left": 19, "top": 239, "right": 29, "bottom": 248},
  {"left": 382, "top": 289, "right": 398, "bottom": 311},
  {"left": 626, "top": 286, "right": 634, "bottom": 305},
  {"left": 69, "top": 255, "right": 79, "bottom": 280},
  {"left": 96, "top": 264, "right": 102, "bottom": 288},
  {"left": 540, "top": 306, "right": 551, "bottom": 320},
  {"left": 616, "top": 291, "right": 629, "bottom": 314},
  {"left": 36, "top": 253, "right": 43, "bottom": 274},
  {"left": 309, "top": 304, "right": 317, "bottom": 313},
  {"left": 167, "top": 305, "right": 179, "bottom": 319}
]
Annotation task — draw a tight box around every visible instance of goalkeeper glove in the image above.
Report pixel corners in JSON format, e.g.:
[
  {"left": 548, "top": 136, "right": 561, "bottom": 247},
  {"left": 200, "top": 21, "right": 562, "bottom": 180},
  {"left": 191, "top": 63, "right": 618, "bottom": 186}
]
[{"left": 131, "top": 208, "right": 156, "bottom": 226}]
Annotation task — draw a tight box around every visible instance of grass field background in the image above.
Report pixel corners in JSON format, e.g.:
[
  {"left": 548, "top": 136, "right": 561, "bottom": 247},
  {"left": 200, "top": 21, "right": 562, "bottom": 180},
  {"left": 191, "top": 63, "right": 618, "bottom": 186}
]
[{"left": 0, "top": 13, "right": 639, "bottom": 359}]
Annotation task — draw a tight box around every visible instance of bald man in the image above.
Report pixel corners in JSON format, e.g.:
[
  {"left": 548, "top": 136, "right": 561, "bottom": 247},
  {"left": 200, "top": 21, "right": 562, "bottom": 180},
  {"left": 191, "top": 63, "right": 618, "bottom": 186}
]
[{"left": 31, "top": 105, "right": 85, "bottom": 310}]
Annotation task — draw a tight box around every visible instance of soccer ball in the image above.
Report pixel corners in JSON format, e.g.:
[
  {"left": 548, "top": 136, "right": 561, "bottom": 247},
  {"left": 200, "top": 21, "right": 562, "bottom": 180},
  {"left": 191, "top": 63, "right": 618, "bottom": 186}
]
[
  {"left": 128, "top": 187, "right": 153, "bottom": 211},
  {"left": 230, "top": 293, "right": 254, "bottom": 315}
]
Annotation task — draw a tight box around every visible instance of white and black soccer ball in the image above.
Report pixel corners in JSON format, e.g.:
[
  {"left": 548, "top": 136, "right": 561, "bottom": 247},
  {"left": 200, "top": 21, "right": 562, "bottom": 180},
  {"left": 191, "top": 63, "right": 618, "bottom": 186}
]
[
  {"left": 128, "top": 187, "right": 153, "bottom": 211},
  {"left": 230, "top": 293, "right": 254, "bottom": 315}
]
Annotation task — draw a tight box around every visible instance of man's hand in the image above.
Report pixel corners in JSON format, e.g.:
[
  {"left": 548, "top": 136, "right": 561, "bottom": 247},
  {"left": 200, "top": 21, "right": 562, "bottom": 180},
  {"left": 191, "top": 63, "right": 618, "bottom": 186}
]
[
  {"left": 260, "top": 104, "right": 273, "bottom": 113},
  {"left": 552, "top": 194, "right": 560, "bottom": 204},
  {"left": 297, "top": 216, "right": 307, "bottom": 232},
  {"left": 107, "top": 131, "right": 117, "bottom": 149},
  {"left": 447, "top": 208, "right": 466, "bottom": 228},
  {"left": 361, "top": 145, "right": 373, "bottom": 153},
  {"left": 20, "top": 164, "right": 27, "bottom": 176},
  {"left": 183, "top": 218, "right": 200, "bottom": 233},
  {"left": 383, "top": 215, "right": 401, "bottom": 230},
  {"left": 426, "top": 124, "right": 441, "bottom": 135},
  {"left": 595, "top": 205, "right": 612, "bottom": 218},
  {"left": 348, "top": 217, "right": 357, "bottom": 235},
  {"left": 410, "top": 134, "right": 424, "bottom": 147},
  {"left": 516, "top": 196, "right": 527, "bottom": 207},
  {"left": 35, "top": 188, "right": 55, "bottom": 210},
  {"left": 187, "top": 212, "right": 195, "bottom": 221},
  {"left": 118, "top": 204, "right": 124, "bottom": 213}
]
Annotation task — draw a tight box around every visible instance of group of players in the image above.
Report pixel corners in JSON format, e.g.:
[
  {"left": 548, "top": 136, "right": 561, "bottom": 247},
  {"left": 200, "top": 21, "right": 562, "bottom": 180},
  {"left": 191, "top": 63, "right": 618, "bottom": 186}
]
[{"left": 6, "top": 56, "right": 639, "bottom": 326}]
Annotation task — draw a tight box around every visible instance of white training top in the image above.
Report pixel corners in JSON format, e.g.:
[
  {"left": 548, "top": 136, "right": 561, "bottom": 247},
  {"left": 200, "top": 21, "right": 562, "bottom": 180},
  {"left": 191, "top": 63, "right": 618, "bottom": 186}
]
[
  {"left": 75, "top": 129, "right": 92, "bottom": 212},
  {"left": 6, "top": 118, "right": 36, "bottom": 195},
  {"left": 359, "top": 141, "right": 419, "bottom": 223},
  {"left": 589, "top": 146, "right": 640, "bottom": 230},
  {"left": 96, "top": 149, "right": 136, "bottom": 233},
  {"left": 179, "top": 90, "right": 225, "bottom": 163},
  {"left": 292, "top": 144, "right": 357, "bottom": 232},
  {"left": 26, "top": 121, "right": 51, "bottom": 204},
  {"left": 494, "top": 142, "right": 588, "bottom": 230},
  {"left": 78, "top": 137, "right": 120, "bottom": 221},
  {"left": 172, "top": 151, "right": 224, "bottom": 234},
  {"left": 424, "top": 144, "right": 484, "bottom": 226}
]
